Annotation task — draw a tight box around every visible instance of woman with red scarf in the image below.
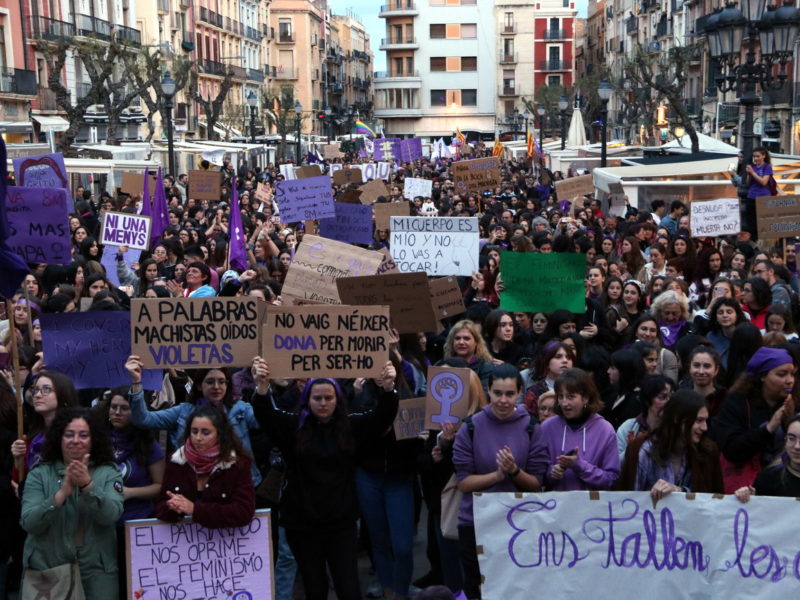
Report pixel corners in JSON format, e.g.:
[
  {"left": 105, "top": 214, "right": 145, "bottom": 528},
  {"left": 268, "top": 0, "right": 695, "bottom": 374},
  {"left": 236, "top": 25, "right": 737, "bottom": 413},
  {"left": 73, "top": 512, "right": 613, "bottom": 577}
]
[{"left": 155, "top": 404, "right": 255, "bottom": 528}]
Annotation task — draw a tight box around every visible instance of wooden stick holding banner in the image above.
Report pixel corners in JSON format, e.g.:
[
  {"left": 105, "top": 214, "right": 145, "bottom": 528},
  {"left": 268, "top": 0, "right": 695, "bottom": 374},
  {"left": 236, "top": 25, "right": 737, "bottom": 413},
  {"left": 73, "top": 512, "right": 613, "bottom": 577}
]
[
  {"left": 5, "top": 300, "right": 25, "bottom": 479},
  {"left": 24, "top": 298, "right": 34, "bottom": 347}
]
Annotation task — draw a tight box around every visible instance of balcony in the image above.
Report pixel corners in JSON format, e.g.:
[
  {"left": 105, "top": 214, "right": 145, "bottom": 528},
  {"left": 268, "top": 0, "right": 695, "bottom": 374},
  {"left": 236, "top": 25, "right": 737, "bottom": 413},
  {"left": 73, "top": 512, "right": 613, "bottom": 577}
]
[
  {"left": 500, "top": 52, "right": 518, "bottom": 64},
  {"left": 499, "top": 85, "right": 518, "bottom": 96},
  {"left": 501, "top": 24, "right": 516, "bottom": 34},
  {"left": 28, "top": 15, "right": 75, "bottom": 41},
  {"left": 37, "top": 87, "right": 61, "bottom": 111},
  {"left": 763, "top": 85, "right": 792, "bottom": 106},
  {"left": 378, "top": 1, "right": 418, "bottom": 16},
  {"left": 353, "top": 49, "right": 370, "bottom": 62},
  {"left": 542, "top": 28, "right": 567, "bottom": 40},
  {"left": 247, "top": 68, "right": 265, "bottom": 82},
  {"left": 0, "top": 68, "right": 37, "bottom": 96},
  {"left": 626, "top": 16, "right": 638, "bottom": 34},
  {"left": 275, "top": 67, "right": 298, "bottom": 79},
  {"left": 655, "top": 19, "right": 670, "bottom": 38},
  {"left": 374, "top": 70, "right": 421, "bottom": 85},
  {"left": 641, "top": 0, "right": 659, "bottom": 10},
  {"left": 230, "top": 65, "right": 247, "bottom": 80},
  {"left": 245, "top": 25, "right": 261, "bottom": 41},
  {"left": 539, "top": 60, "right": 571, "bottom": 71},
  {"left": 262, "top": 25, "right": 274, "bottom": 40},
  {"left": 75, "top": 14, "right": 111, "bottom": 40},
  {"left": 201, "top": 59, "right": 227, "bottom": 76},
  {"left": 277, "top": 31, "right": 294, "bottom": 43},
  {"left": 330, "top": 82, "right": 343, "bottom": 94},
  {"left": 379, "top": 36, "right": 418, "bottom": 50},
  {"left": 116, "top": 24, "right": 141, "bottom": 46},
  {"left": 157, "top": 0, "right": 170, "bottom": 13}
]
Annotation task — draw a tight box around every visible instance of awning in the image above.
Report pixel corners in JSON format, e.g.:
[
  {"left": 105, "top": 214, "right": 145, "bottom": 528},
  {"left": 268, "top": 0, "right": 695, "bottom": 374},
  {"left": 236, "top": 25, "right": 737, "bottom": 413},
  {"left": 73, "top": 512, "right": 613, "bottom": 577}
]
[
  {"left": 0, "top": 121, "right": 34, "bottom": 134},
  {"left": 32, "top": 115, "right": 70, "bottom": 132}
]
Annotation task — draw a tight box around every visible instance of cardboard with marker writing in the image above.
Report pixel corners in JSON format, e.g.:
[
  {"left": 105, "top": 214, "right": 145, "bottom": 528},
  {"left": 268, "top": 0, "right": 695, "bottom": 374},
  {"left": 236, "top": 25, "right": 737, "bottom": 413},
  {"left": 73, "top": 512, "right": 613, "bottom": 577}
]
[
  {"left": 120, "top": 172, "right": 158, "bottom": 197},
  {"left": 393, "top": 397, "right": 427, "bottom": 440},
  {"left": 373, "top": 201, "right": 411, "bottom": 230},
  {"left": 359, "top": 179, "right": 391, "bottom": 205},
  {"left": 333, "top": 167, "right": 363, "bottom": 186},
  {"left": 295, "top": 165, "right": 323, "bottom": 179},
  {"left": 187, "top": 170, "right": 221, "bottom": 201},
  {"left": 424, "top": 366, "right": 471, "bottom": 430},
  {"left": 429, "top": 276, "right": 466, "bottom": 321},
  {"left": 376, "top": 247, "right": 398, "bottom": 275}
]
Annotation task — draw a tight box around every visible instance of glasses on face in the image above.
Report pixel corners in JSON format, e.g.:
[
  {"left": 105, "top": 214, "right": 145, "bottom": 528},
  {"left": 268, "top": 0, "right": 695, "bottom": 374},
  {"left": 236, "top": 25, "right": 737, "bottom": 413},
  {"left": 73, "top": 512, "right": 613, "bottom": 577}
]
[
  {"left": 203, "top": 379, "right": 227, "bottom": 387},
  {"left": 32, "top": 385, "right": 54, "bottom": 396},
  {"left": 786, "top": 434, "right": 800, "bottom": 447}
]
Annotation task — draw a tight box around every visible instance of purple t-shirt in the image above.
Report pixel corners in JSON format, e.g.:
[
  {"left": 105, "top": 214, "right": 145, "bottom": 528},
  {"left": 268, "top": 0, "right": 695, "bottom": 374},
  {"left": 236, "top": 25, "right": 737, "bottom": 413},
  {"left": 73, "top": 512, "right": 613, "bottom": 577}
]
[
  {"left": 112, "top": 429, "right": 164, "bottom": 522},
  {"left": 747, "top": 163, "right": 773, "bottom": 199}
]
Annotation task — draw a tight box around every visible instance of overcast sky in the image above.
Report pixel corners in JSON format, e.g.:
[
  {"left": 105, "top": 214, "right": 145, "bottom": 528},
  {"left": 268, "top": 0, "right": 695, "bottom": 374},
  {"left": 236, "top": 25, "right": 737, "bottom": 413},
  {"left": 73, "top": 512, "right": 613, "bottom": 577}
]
[{"left": 326, "top": 0, "right": 589, "bottom": 71}]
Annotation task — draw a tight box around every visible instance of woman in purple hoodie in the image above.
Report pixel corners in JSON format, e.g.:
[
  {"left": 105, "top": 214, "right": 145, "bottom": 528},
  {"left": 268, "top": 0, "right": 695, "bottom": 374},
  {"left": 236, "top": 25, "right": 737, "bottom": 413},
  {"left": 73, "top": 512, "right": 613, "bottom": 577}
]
[
  {"left": 541, "top": 368, "right": 620, "bottom": 491},
  {"left": 452, "top": 364, "right": 549, "bottom": 599}
]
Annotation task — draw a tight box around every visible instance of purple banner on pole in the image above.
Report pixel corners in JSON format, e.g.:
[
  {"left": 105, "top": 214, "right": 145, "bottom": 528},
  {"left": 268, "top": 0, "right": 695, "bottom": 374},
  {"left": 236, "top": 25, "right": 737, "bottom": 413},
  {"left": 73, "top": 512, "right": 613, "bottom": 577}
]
[
  {"left": 319, "top": 202, "right": 374, "bottom": 245},
  {"left": 373, "top": 138, "right": 401, "bottom": 162},
  {"left": 403, "top": 138, "right": 424, "bottom": 161},
  {"left": 40, "top": 311, "right": 162, "bottom": 390},
  {"left": 275, "top": 175, "right": 335, "bottom": 222},
  {"left": 6, "top": 186, "right": 71, "bottom": 264},
  {"left": 12, "top": 153, "right": 69, "bottom": 189}
]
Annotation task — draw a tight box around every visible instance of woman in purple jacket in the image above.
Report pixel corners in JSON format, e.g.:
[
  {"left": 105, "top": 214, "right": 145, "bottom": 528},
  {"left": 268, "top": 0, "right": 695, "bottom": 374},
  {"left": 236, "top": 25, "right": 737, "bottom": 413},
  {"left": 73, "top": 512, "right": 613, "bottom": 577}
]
[{"left": 541, "top": 368, "right": 620, "bottom": 491}]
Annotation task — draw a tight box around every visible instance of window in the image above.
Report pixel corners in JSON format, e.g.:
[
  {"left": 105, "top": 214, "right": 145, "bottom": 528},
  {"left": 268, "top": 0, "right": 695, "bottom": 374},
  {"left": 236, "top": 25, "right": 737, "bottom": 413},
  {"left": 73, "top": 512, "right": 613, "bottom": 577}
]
[
  {"left": 278, "top": 19, "right": 292, "bottom": 41},
  {"left": 461, "top": 56, "right": 477, "bottom": 71},
  {"left": 406, "top": 57, "right": 414, "bottom": 74},
  {"left": 461, "top": 89, "right": 477, "bottom": 105},
  {"left": 549, "top": 46, "right": 561, "bottom": 61},
  {"left": 446, "top": 24, "right": 460, "bottom": 39},
  {"left": 393, "top": 24, "right": 403, "bottom": 43},
  {"left": 461, "top": 24, "right": 477, "bottom": 38},
  {"left": 431, "top": 89, "right": 447, "bottom": 106},
  {"left": 504, "top": 12, "right": 514, "bottom": 30},
  {"left": 504, "top": 100, "right": 514, "bottom": 115},
  {"left": 504, "top": 38, "right": 514, "bottom": 55},
  {"left": 430, "top": 24, "right": 446, "bottom": 38},
  {"left": 430, "top": 57, "right": 446, "bottom": 71},
  {"left": 394, "top": 57, "right": 404, "bottom": 76},
  {"left": 548, "top": 75, "right": 562, "bottom": 86},
  {"left": 446, "top": 89, "right": 461, "bottom": 106},
  {"left": 446, "top": 57, "right": 460, "bottom": 71}
]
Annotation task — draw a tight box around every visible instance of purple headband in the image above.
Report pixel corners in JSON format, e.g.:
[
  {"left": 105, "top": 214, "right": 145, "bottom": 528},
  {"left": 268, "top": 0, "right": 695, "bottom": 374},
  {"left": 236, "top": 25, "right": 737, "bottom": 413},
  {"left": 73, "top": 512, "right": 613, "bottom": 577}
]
[
  {"left": 745, "top": 347, "right": 794, "bottom": 376},
  {"left": 297, "top": 377, "right": 344, "bottom": 429},
  {"left": 16, "top": 298, "right": 40, "bottom": 313}
]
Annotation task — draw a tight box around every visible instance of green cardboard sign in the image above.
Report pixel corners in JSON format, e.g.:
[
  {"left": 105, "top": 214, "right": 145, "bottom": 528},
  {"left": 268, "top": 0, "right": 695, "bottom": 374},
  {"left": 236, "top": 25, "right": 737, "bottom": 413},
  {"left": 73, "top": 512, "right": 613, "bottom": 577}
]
[{"left": 499, "top": 252, "right": 586, "bottom": 313}]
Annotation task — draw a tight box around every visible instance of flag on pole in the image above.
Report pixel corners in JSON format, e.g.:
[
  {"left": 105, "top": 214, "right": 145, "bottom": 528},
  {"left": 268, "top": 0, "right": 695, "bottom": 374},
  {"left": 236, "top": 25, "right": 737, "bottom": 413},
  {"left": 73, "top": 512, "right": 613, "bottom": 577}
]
[
  {"left": 526, "top": 129, "right": 534, "bottom": 159},
  {"left": 227, "top": 177, "right": 248, "bottom": 272},
  {"left": 151, "top": 168, "right": 170, "bottom": 247},
  {"left": 456, "top": 128, "right": 466, "bottom": 146},
  {"left": 139, "top": 168, "right": 151, "bottom": 218},
  {"left": 492, "top": 138, "right": 503, "bottom": 157},
  {"left": 354, "top": 120, "right": 376, "bottom": 138},
  {"left": 0, "top": 138, "right": 29, "bottom": 298}
]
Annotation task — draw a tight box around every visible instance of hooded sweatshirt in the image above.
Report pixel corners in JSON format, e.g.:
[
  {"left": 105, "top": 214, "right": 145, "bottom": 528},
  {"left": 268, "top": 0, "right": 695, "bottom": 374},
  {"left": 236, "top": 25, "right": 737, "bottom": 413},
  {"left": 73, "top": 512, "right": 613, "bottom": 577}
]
[
  {"left": 452, "top": 404, "right": 549, "bottom": 526},
  {"left": 540, "top": 412, "right": 620, "bottom": 491}
]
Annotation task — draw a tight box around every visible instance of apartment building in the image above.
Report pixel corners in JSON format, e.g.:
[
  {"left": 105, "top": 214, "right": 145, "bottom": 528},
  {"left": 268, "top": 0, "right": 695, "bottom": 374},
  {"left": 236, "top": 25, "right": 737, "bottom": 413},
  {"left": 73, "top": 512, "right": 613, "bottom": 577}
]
[
  {"left": 0, "top": 0, "right": 37, "bottom": 142},
  {"left": 494, "top": 0, "right": 536, "bottom": 132},
  {"left": 532, "top": 0, "right": 577, "bottom": 91}
]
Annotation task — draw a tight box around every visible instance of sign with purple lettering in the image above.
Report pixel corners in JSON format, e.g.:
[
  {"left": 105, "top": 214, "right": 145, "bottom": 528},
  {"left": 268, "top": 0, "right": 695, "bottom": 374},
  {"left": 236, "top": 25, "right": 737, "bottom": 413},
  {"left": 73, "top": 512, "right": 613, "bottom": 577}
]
[
  {"left": 474, "top": 491, "right": 800, "bottom": 598},
  {"left": 99, "top": 211, "right": 152, "bottom": 251},
  {"left": 319, "top": 202, "right": 374, "bottom": 245},
  {"left": 12, "top": 152, "right": 69, "bottom": 188},
  {"left": 373, "top": 138, "right": 401, "bottom": 162},
  {"left": 125, "top": 510, "right": 273, "bottom": 600},
  {"left": 399, "top": 138, "right": 423, "bottom": 162},
  {"left": 274, "top": 175, "right": 335, "bottom": 222},
  {"left": 40, "top": 312, "right": 162, "bottom": 390},
  {"left": 5, "top": 186, "right": 71, "bottom": 264}
]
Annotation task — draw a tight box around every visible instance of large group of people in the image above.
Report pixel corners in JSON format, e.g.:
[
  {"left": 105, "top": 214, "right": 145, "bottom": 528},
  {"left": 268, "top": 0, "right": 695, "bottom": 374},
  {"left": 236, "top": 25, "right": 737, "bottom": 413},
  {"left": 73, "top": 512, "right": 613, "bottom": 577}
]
[{"left": 1, "top": 140, "right": 799, "bottom": 600}]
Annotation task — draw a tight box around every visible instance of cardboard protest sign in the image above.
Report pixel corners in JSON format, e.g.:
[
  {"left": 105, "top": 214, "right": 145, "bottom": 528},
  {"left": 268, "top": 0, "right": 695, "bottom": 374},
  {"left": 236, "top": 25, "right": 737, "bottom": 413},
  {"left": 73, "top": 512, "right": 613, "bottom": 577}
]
[
  {"left": 255, "top": 182, "right": 272, "bottom": 203},
  {"left": 131, "top": 298, "right": 265, "bottom": 369},
  {"left": 336, "top": 272, "right": 439, "bottom": 334},
  {"left": 275, "top": 175, "right": 335, "bottom": 222},
  {"left": 262, "top": 305, "right": 389, "bottom": 378},
  {"left": 690, "top": 198, "right": 740, "bottom": 237},
  {"left": 332, "top": 167, "right": 363, "bottom": 186},
  {"left": 757, "top": 194, "right": 800, "bottom": 239},
  {"left": 474, "top": 492, "right": 800, "bottom": 599},
  {"left": 319, "top": 202, "right": 374, "bottom": 245},
  {"left": 424, "top": 366, "right": 471, "bottom": 430},
  {"left": 295, "top": 165, "right": 323, "bottom": 179},
  {"left": 429, "top": 276, "right": 466, "bottom": 320},
  {"left": 403, "top": 177, "right": 433, "bottom": 200},
  {"left": 5, "top": 186, "right": 71, "bottom": 264},
  {"left": 120, "top": 172, "right": 158, "bottom": 197},
  {"left": 374, "top": 201, "right": 411, "bottom": 230},
  {"left": 360, "top": 179, "right": 391, "bottom": 205},
  {"left": 554, "top": 174, "right": 595, "bottom": 200},
  {"left": 390, "top": 217, "right": 479, "bottom": 277},
  {"left": 281, "top": 234, "right": 383, "bottom": 305},
  {"left": 452, "top": 157, "right": 501, "bottom": 195},
  {"left": 188, "top": 169, "right": 221, "bottom": 200},
  {"left": 99, "top": 211, "right": 152, "bottom": 251},
  {"left": 377, "top": 247, "right": 399, "bottom": 275},
  {"left": 373, "top": 138, "right": 402, "bottom": 161},
  {"left": 394, "top": 397, "right": 426, "bottom": 440},
  {"left": 499, "top": 252, "right": 585, "bottom": 313},
  {"left": 338, "top": 189, "right": 363, "bottom": 204},
  {"left": 322, "top": 143, "right": 343, "bottom": 159},
  {"left": 126, "top": 510, "right": 273, "bottom": 600},
  {"left": 40, "top": 312, "right": 161, "bottom": 390},
  {"left": 12, "top": 152, "right": 68, "bottom": 188}
]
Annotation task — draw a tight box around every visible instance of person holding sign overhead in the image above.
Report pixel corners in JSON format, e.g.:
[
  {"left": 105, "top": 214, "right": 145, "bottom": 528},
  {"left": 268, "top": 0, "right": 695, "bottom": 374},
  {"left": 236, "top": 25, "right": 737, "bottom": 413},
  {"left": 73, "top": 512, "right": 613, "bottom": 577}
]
[{"left": 250, "top": 356, "right": 399, "bottom": 600}]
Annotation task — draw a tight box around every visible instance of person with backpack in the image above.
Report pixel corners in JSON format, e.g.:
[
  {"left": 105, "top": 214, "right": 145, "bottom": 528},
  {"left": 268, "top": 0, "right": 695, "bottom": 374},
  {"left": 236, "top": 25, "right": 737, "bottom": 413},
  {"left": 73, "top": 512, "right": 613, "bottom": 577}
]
[{"left": 452, "top": 364, "right": 548, "bottom": 600}]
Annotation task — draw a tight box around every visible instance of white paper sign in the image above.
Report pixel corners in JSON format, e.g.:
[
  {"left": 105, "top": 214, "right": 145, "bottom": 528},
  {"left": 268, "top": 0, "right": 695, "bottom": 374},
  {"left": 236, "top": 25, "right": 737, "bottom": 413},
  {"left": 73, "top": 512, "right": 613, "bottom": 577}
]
[
  {"left": 474, "top": 491, "right": 800, "bottom": 599},
  {"left": 100, "top": 211, "right": 152, "bottom": 251},
  {"left": 390, "top": 216, "right": 478, "bottom": 277},
  {"left": 403, "top": 177, "right": 433, "bottom": 200},
  {"left": 690, "top": 197, "right": 741, "bottom": 237},
  {"left": 377, "top": 162, "right": 392, "bottom": 181},
  {"left": 279, "top": 164, "right": 296, "bottom": 180}
]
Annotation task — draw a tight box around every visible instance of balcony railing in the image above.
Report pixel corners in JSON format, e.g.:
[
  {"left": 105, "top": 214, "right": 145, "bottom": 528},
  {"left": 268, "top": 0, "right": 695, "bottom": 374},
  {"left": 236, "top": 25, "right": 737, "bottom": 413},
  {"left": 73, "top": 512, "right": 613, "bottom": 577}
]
[
  {"left": 379, "top": 1, "right": 416, "bottom": 11},
  {"left": 76, "top": 14, "right": 111, "bottom": 40},
  {"left": 278, "top": 32, "right": 294, "bottom": 43},
  {"left": 275, "top": 67, "right": 298, "bottom": 79},
  {"left": 38, "top": 87, "right": 61, "bottom": 111},
  {"left": 763, "top": 85, "right": 792, "bottom": 106},
  {"left": 499, "top": 86, "right": 518, "bottom": 96},
  {"left": 202, "top": 59, "right": 227, "bottom": 76},
  {"left": 626, "top": 16, "right": 638, "bottom": 33},
  {"left": 116, "top": 24, "right": 141, "bottom": 46},
  {"left": 230, "top": 65, "right": 247, "bottom": 80},
  {"left": 247, "top": 68, "right": 264, "bottom": 82},
  {"left": 655, "top": 20, "right": 670, "bottom": 38},
  {"left": 245, "top": 26, "right": 261, "bottom": 41},
  {"left": 502, "top": 24, "right": 516, "bottom": 34},
  {"left": 262, "top": 25, "right": 274, "bottom": 40},
  {"left": 380, "top": 36, "right": 417, "bottom": 45},
  {"left": 331, "top": 83, "right": 343, "bottom": 93},
  {"left": 500, "top": 52, "right": 518, "bottom": 64},
  {"left": 374, "top": 70, "right": 419, "bottom": 78},
  {"left": 539, "top": 60, "right": 570, "bottom": 71},
  {"left": 0, "top": 68, "right": 37, "bottom": 96},
  {"left": 543, "top": 28, "right": 567, "bottom": 39},
  {"left": 353, "top": 49, "right": 370, "bottom": 61},
  {"left": 28, "top": 15, "right": 75, "bottom": 41}
]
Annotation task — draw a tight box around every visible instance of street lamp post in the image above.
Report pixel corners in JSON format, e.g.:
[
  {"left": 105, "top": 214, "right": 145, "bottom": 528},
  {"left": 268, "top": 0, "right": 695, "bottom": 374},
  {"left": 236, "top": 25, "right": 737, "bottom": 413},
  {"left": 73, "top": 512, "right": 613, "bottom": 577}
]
[
  {"left": 536, "top": 105, "right": 545, "bottom": 168},
  {"left": 598, "top": 80, "right": 613, "bottom": 168},
  {"left": 705, "top": 0, "right": 800, "bottom": 235},
  {"left": 559, "top": 95, "right": 569, "bottom": 151},
  {"left": 294, "top": 100, "right": 302, "bottom": 165},
  {"left": 247, "top": 90, "right": 258, "bottom": 144},
  {"left": 161, "top": 72, "right": 177, "bottom": 177}
]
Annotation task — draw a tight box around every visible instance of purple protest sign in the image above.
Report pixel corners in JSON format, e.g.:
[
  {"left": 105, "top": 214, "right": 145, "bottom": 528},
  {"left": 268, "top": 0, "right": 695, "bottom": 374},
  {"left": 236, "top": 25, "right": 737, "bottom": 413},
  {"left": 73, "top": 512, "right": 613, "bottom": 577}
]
[
  {"left": 40, "top": 312, "right": 162, "bottom": 390},
  {"left": 12, "top": 152, "right": 69, "bottom": 189},
  {"left": 373, "top": 138, "right": 401, "bottom": 162},
  {"left": 101, "top": 243, "right": 140, "bottom": 287},
  {"left": 6, "top": 186, "right": 71, "bottom": 264},
  {"left": 275, "top": 175, "right": 335, "bottom": 222},
  {"left": 403, "top": 138, "right": 424, "bottom": 161},
  {"left": 319, "top": 202, "right": 374, "bottom": 245}
]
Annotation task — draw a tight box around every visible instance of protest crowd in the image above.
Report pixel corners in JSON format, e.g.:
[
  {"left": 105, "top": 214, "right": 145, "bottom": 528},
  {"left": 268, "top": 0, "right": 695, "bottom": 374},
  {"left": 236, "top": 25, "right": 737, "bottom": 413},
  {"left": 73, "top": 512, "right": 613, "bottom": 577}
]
[{"left": 2, "top": 135, "right": 800, "bottom": 600}]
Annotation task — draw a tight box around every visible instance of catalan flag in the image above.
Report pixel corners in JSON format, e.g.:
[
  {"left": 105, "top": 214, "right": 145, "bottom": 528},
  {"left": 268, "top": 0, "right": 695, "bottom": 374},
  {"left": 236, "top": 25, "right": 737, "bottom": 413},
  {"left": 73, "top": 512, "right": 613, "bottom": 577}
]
[
  {"left": 526, "top": 129, "right": 534, "bottom": 158},
  {"left": 456, "top": 127, "right": 466, "bottom": 145},
  {"left": 492, "top": 138, "right": 503, "bottom": 157},
  {"left": 354, "top": 119, "right": 376, "bottom": 138}
]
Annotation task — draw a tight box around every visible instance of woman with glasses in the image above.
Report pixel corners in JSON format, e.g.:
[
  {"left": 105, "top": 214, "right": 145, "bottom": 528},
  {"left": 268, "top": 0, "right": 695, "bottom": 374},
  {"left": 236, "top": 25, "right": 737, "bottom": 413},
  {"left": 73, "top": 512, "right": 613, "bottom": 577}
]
[
  {"left": 736, "top": 415, "right": 800, "bottom": 500},
  {"left": 124, "top": 356, "right": 261, "bottom": 486}
]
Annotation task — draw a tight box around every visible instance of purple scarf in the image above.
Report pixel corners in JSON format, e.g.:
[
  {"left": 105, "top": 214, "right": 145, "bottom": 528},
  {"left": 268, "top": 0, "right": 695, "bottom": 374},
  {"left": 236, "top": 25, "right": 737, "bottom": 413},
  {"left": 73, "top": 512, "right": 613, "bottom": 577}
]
[{"left": 659, "top": 320, "right": 685, "bottom": 347}]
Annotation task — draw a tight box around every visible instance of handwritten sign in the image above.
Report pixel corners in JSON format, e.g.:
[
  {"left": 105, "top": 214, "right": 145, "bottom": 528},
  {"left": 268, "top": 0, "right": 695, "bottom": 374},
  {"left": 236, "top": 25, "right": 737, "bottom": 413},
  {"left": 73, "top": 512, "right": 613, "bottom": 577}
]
[
  {"left": 121, "top": 172, "right": 158, "bottom": 197},
  {"left": 374, "top": 201, "right": 411, "bottom": 230},
  {"left": 279, "top": 164, "right": 296, "bottom": 180},
  {"left": 40, "top": 312, "right": 161, "bottom": 390},
  {"left": 360, "top": 179, "right": 391, "bottom": 205},
  {"left": 338, "top": 189, "right": 362, "bottom": 204},
  {"left": 319, "top": 202, "right": 374, "bottom": 245},
  {"left": 188, "top": 170, "right": 221, "bottom": 201},
  {"left": 275, "top": 176, "right": 335, "bottom": 222},
  {"left": 555, "top": 174, "right": 595, "bottom": 200},
  {"left": 262, "top": 305, "right": 389, "bottom": 378},
  {"left": 500, "top": 252, "right": 585, "bottom": 313},
  {"left": 690, "top": 198, "right": 741, "bottom": 237},
  {"left": 99, "top": 211, "right": 152, "bottom": 251},
  {"left": 403, "top": 177, "right": 433, "bottom": 200},
  {"left": 131, "top": 298, "right": 265, "bottom": 369},
  {"left": 429, "top": 276, "right": 466, "bottom": 320},
  {"left": 13, "top": 152, "right": 68, "bottom": 188},
  {"left": 322, "top": 143, "right": 343, "bottom": 159},
  {"left": 452, "top": 157, "right": 500, "bottom": 195},
  {"left": 295, "top": 165, "right": 323, "bottom": 179},
  {"left": 756, "top": 194, "right": 800, "bottom": 239},
  {"left": 393, "top": 397, "right": 426, "bottom": 440},
  {"left": 332, "top": 167, "right": 363, "bottom": 186},
  {"left": 281, "top": 234, "right": 383, "bottom": 305},
  {"left": 474, "top": 491, "right": 800, "bottom": 598},
  {"left": 424, "top": 366, "right": 470, "bottom": 430},
  {"left": 254, "top": 182, "right": 272, "bottom": 203},
  {"left": 336, "top": 272, "right": 439, "bottom": 334},
  {"left": 126, "top": 511, "right": 273, "bottom": 600},
  {"left": 390, "top": 217, "right": 479, "bottom": 277},
  {"left": 377, "top": 247, "right": 398, "bottom": 275},
  {"left": 5, "top": 186, "right": 71, "bottom": 264}
]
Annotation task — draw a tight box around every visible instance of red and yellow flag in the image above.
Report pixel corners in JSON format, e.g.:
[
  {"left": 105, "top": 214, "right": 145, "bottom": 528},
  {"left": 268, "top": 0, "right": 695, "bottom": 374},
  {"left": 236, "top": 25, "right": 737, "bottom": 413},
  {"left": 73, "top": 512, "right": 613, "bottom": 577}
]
[
  {"left": 492, "top": 138, "right": 503, "bottom": 157},
  {"left": 456, "top": 127, "right": 466, "bottom": 145},
  {"left": 526, "top": 129, "right": 534, "bottom": 158}
]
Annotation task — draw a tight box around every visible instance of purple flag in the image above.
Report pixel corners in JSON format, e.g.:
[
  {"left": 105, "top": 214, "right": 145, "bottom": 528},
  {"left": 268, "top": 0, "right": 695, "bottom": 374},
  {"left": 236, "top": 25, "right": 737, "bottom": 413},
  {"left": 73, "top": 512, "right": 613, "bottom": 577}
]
[
  {"left": 150, "top": 168, "right": 170, "bottom": 246},
  {"left": 358, "top": 145, "right": 368, "bottom": 159},
  {"left": 228, "top": 177, "right": 248, "bottom": 271},
  {"left": 139, "top": 168, "right": 151, "bottom": 219},
  {"left": 0, "top": 138, "right": 30, "bottom": 297}
]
